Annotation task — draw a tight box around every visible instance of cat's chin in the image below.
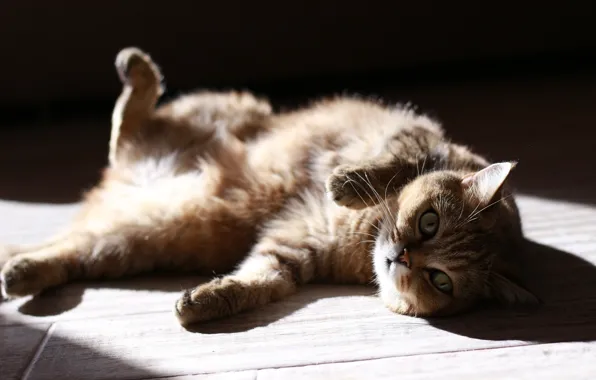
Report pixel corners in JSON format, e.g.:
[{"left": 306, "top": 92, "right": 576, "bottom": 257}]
[
  {"left": 373, "top": 245, "right": 418, "bottom": 315},
  {"left": 379, "top": 286, "right": 417, "bottom": 316}
]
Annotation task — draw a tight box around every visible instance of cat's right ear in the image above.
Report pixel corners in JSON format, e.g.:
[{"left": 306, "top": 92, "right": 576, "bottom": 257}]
[{"left": 461, "top": 162, "right": 517, "bottom": 208}]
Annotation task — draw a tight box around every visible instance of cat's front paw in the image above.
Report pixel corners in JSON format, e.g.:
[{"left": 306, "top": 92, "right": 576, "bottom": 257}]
[
  {"left": 326, "top": 165, "right": 371, "bottom": 209},
  {"left": 174, "top": 278, "right": 244, "bottom": 326},
  {"left": 0, "top": 256, "right": 61, "bottom": 299}
]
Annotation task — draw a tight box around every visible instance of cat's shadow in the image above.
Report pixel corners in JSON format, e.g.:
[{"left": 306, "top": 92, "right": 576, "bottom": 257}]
[
  {"left": 426, "top": 240, "right": 596, "bottom": 342},
  {"left": 12, "top": 240, "right": 596, "bottom": 342},
  {"left": 14, "top": 274, "right": 373, "bottom": 334}
]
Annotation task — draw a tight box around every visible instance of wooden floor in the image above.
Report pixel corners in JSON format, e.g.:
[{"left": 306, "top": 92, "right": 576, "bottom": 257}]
[{"left": 1, "top": 73, "right": 596, "bottom": 379}]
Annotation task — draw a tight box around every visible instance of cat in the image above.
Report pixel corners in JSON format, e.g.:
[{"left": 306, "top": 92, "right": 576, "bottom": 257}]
[{"left": 0, "top": 47, "right": 538, "bottom": 326}]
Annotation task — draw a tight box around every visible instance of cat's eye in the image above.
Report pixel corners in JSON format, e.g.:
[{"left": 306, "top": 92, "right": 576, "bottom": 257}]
[
  {"left": 429, "top": 270, "right": 453, "bottom": 294},
  {"left": 419, "top": 210, "right": 439, "bottom": 237}
]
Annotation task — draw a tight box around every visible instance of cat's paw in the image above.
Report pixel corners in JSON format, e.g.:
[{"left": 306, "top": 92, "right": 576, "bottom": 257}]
[
  {"left": 0, "top": 256, "right": 60, "bottom": 299},
  {"left": 115, "top": 47, "right": 162, "bottom": 90},
  {"left": 0, "top": 244, "right": 18, "bottom": 270},
  {"left": 325, "top": 165, "right": 371, "bottom": 209},
  {"left": 174, "top": 278, "right": 243, "bottom": 326}
]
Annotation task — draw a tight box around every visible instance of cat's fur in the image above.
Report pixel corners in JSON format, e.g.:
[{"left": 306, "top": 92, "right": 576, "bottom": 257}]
[{"left": 0, "top": 48, "right": 538, "bottom": 326}]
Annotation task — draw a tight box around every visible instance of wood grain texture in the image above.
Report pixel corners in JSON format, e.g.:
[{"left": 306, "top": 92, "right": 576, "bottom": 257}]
[
  {"left": 257, "top": 342, "right": 596, "bottom": 380},
  {"left": 0, "top": 274, "right": 208, "bottom": 327},
  {"left": 0, "top": 201, "right": 80, "bottom": 245},
  {"left": 25, "top": 310, "right": 527, "bottom": 380},
  {"left": 160, "top": 372, "right": 257, "bottom": 380}
]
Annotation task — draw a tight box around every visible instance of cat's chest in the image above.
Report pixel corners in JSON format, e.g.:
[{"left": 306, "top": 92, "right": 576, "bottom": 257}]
[{"left": 313, "top": 203, "right": 379, "bottom": 283}]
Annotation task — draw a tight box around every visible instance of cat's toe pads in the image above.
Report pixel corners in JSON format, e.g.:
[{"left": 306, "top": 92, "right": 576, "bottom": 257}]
[
  {"left": 174, "top": 279, "right": 242, "bottom": 327},
  {"left": 326, "top": 165, "right": 370, "bottom": 209},
  {"left": 0, "top": 257, "right": 55, "bottom": 298},
  {"left": 115, "top": 47, "right": 162, "bottom": 89}
]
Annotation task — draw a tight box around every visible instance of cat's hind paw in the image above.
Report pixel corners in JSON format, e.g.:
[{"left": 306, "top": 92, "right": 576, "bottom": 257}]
[
  {"left": 115, "top": 47, "right": 163, "bottom": 93},
  {"left": 0, "top": 256, "right": 63, "bottom": 299}
]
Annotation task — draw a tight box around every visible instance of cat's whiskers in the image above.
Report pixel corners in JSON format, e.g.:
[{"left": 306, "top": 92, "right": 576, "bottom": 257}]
[
  {"left": 455, "top": 194, "right": 512, "bottom": 230},
  {"left": 457, "top": 199, "right": 466, "bottom": 221},
  {"left": 342, "top": 178, "right": 373, "bottom": 209},
  {"left": 416, "top": 153, "right": 420, "bottom": 176},
  {"left": 349, "top": 231, "right": 378, "bottom": 239},
  {"left": 420, "top": 154, "right": 428, "bottom": 175},
  {"left": 338, "top": 178, "right": 385, "bottom": 236},
  {"left": 383, "top": 170, "right": 402, "bottom": 203},
  {"left": 354, "top": 171, "right": 396, "bottom": 228},
  {"left": 467, "top": 194, "right": 512, "bottom": 222},
  {"left": 464, "top": 202, "right": 482, "bottom": 225}
]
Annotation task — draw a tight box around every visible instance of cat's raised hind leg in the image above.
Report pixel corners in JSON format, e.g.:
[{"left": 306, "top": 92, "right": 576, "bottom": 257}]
[{"left": 110, "top": 47, "right": 164, "bottom": 166}]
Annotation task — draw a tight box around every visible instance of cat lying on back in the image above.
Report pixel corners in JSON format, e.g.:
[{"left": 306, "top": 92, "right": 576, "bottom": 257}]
[{"left": 0, "top": 48, "right": 538, "bottom": 326}]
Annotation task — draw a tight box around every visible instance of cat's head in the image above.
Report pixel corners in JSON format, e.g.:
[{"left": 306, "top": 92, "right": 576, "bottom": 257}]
[{"left": 373, "top": 162, "right": 538, "bottom": 317}]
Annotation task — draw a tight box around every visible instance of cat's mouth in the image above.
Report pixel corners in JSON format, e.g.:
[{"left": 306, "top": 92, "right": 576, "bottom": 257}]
[{"left": 386, "top": 257, "right": 411, "bottom": 283}]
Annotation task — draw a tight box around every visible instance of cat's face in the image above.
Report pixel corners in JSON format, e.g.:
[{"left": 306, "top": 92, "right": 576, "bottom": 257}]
[{"left": 373, "top": 162, "right": 538, "bottom": 317}]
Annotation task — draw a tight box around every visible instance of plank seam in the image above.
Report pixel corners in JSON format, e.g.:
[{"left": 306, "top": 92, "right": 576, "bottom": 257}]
[{"left": 20, "top": 323, "right": 56, "bottom": 380}]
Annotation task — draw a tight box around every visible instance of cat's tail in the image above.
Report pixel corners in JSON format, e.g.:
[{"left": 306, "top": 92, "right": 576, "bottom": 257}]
[{"left": 109, "top": 47, "right": 164, "bottom": 166}]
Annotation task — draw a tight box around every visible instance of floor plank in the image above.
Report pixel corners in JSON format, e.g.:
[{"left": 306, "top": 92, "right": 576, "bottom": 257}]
[
  {"left": 0, "top": 323, "right": 50, "bottom": 380},
  {"left": 26, "top": 310, "right": 530, "bottom": 380},
  {"left": 160, "top": 372, "right": 257, "bottom": 380},
  {"left": 257, "top": 342, "right": 596, "bottom": 380},
  {"left": 0, "top": 201, "right": 79, "bottom": 245},
  {"left": 0, "top": 274, "right": 207, "bottom": 326}
]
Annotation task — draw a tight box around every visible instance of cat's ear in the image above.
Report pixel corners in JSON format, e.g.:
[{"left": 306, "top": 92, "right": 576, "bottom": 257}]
[
  {"left": 486, "top": 272, "right": 540, "bottom": 306},
  {"left": 461, "top": 162, "right": 516, "bottom": 207}
]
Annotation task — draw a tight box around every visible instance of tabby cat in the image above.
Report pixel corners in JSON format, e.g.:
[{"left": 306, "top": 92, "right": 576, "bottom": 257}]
[{"left": 0, "top": 48, "right": 538, "bottom": 326}]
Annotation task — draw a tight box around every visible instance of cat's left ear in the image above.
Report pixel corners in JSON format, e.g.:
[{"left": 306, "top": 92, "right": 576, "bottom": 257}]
[
  {"left": 486, "top": 272, "right": 541, "bottom": 306},
  {"left": 461, "top": 162, "right": 517, "bottom": 207}
]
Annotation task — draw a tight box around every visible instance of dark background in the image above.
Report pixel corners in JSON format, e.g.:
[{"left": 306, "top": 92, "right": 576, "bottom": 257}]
[{"left": 0, "top": 1, "right": 595, "bottom": 203}]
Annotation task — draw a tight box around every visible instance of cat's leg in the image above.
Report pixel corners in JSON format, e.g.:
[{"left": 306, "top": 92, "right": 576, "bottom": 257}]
[
  {"left": 0, "top": 198, "right": 256, "bottom": 299},
  {"left": 326, "top": 155, "right": 419, "bottom": 210},
  {"left": 0, "top": 228, "right": 177, "bottom": 298},
  {"left": 174, "top": 252, "right": 299, "bottom": 326},
  {"left": 0, "top": 245, "right": 23, "bottom": 270},
  {"left": 174, "top": 210, "right": 321, "bottom": 326},
  {"left": 0, "top": 235, "right": 89, "bottom": 298},
  {"left": 110, "top": 47, "right": 163, "bottom": 166},
  {"left": 0, "top": 226, "right": 76, "bottom": 271}
]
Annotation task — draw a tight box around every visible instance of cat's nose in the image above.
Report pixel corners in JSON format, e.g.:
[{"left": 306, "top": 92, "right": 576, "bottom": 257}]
[
  {"left": 395, "top": 248, "right": 410, "bottom": 268},
  {"left": 387, "top": 245, "right": 411, "bottom": 269}
]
